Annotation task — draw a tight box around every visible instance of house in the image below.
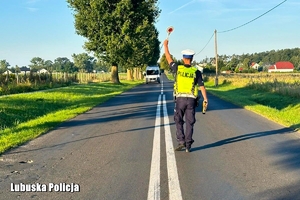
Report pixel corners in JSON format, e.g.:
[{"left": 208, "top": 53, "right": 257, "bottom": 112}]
[
  {"left": 221, "top": 70, "right": 233, "bottom": 74},
  {"left": 250, "top": 62, "right": 260, "bottom": 70},
  {"left": 37, "top": 68, "right": 49, "bottom": 74},
  {"left": 20, "top": 66, "right": 30, "bottom": 74},
  {"left": 268, "top": 61, "right": 294, "bottom": 73},
  {"left": 2, "top": 70, "right": 12, "bottom": 75}
]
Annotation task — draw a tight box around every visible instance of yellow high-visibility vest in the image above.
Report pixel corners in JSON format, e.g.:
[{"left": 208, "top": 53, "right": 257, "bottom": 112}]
[{"left": 174, "top": 65, "right": 198, "bottom": 98}]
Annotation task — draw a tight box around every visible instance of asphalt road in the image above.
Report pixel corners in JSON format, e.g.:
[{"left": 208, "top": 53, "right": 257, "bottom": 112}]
[{"left": 1, "top": 74, "right": 300, "bottom": 200}]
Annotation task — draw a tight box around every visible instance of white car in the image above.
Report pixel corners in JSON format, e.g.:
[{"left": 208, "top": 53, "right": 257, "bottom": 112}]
[{"left": 144, "top": 66, "right": 161, "bottom": 84}]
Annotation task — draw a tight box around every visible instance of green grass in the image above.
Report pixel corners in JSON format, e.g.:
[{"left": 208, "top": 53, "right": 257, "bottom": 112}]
[
  {"left": 167, "top": 72, "right": 299, "bottom": 132},
  {"left": 166, "top": 73, "right": 175, "bottom": 81},
  {"left": 205, "top": 80, "right": 300, "bottom": 132},
  {"left": 0, "top": 80, "right": 143, "bottom": 154}
]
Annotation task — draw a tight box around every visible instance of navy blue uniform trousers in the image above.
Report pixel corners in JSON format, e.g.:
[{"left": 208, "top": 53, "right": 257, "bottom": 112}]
[{"left": 174, "top": 97, "right": 196, "bottom": 147}]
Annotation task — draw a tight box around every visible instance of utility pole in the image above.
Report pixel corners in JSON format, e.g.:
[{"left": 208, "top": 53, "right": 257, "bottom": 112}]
[{"left": 214, "top": 29, "right": 218, "bottom": 86}]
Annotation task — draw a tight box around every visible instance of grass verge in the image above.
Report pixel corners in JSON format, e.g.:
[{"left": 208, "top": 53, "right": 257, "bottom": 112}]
[
  {"left": 166, "top": 72, "right": 299, "bottom": 132},
  {"left": 0, "top": 80, "right": 143, "bottom": 154},
  {"left": 205, "top": 80, "right": 300, "bottom": 132}
]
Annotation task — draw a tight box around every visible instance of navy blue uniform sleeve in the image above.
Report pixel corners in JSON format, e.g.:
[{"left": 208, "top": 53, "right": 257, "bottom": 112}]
[
  {"left": 169, "top": 62, "right": 178, "bottom": 73},
  {"left": 195, "top": 70, "right": 204, "bottom": 86}
]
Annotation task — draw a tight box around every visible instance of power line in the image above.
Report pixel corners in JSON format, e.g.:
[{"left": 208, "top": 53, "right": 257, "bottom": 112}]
[
  {"left": 195, "top": 32, "right": 214, "bottom": 56},
  {"left": 218, "top": 0, "right": 288, "bottom": 33},
  {"left": 185, "top": 1, "right": 287, "bottom": 58}
]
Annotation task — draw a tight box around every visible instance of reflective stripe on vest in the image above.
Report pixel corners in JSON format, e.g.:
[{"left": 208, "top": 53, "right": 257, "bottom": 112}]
[{"left": 175, "top": 65, "right": 198, "bottom": 98}]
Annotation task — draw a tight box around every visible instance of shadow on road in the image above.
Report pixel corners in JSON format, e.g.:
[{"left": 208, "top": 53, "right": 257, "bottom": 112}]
[{"left": 192, "top": 127, "right": 296, "bottom": 152}]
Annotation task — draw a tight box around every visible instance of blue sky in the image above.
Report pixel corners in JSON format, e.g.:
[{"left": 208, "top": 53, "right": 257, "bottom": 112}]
[{"left": 0, "top": 0, "right": 299, "bottom": 67}]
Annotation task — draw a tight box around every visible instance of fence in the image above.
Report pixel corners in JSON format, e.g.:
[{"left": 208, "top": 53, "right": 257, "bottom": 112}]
[
  {"left": 0, "top": 72, "right": 127, "bottom": 96},
  {"left": 207, "top": 73, "right": 300, "bottom": 98}
]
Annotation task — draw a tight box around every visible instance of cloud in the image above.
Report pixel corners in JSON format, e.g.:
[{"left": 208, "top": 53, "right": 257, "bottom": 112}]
[
  {"left": 223, "top": 7, "right": 262, "bottom": 13},
  {"left": 26, "top": 0, "right": 41, "bottom": 4},
  {"left": 168, "top": 0, "right": 197, "bottom": 14},
  {"left": 167, "top": 0, "right": 235, "bottom": 15},
  {"left": 26, "top": 7, "right": 39, "bottom": 12},
  {"left": 25, "top": 0, "right": 41, "bottom": 12}
]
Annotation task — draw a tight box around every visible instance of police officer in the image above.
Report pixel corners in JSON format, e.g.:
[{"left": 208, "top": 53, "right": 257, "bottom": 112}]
[{"left": 163, "top": 39, "right": 208, "bottom": 152}]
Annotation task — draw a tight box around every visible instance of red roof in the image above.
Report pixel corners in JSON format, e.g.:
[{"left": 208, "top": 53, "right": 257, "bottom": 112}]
[{"left": 269, "top": 61, "right": 294, "bottom": 70}]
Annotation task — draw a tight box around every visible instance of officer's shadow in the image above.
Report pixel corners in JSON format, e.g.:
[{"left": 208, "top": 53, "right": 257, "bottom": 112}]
[{"left": 191, "top": 127, "right": 293, "bottom": 152}]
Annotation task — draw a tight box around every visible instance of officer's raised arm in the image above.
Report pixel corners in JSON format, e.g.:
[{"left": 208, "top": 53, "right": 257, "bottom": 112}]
[{"left": 163, "top": 39, "right": 173, "bottom": 64}]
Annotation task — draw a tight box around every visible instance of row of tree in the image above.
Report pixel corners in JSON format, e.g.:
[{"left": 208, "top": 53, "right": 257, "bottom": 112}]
[
  {"left": 159, "top": 47, "right": 300, "bottom": 73},
  {"left": 0, "top": 53, "right": 111, "bottom": 75},
  {"left": 3, "top": 46, "right": 299, "bottom": 77},
  {"left": 210, "top": 48, "right": 300, "bottom": 72}
]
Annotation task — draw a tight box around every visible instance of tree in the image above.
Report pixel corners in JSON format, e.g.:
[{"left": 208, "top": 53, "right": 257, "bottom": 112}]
[
  {"left": 228, "top": 57, "right": 239, "bottom": 71},
  {"left": 124, "top": 24, "right": 160, "bottom": 80},
  {"left": 217, "top": 59, "right": 225, "bottom": 72},
  {"left": 67, "top": 0, "right": 160, "bottom": 83},
  {"left": 53, "top": 57, "right": 76, "bottom": 73},
  {"left": 0, "top": 60, "right": 10, "bottom": 73},
  {"left": 159, "top": 53, "right": 176, "bottom": 72},
  {"left": 242, "top": 58, "right": 250, "bottom": 70},
  {"left": 204, "top": 63, "right": 215, "bottom": 73},
  {"left": 290, "top": 56, "right": 300, "bottom": 71},
  {"left": 43, "top": 60, "right": 53, "bottom": 81},
  {"left": 14, "top": 65, "right": 21, "bottom": 84},
  {"left": 0, "top": 60, "right": 10, "bottom": 82},
  {"left": 94, "top": 58, "right": 110, "bottom": 72},
  {"left": 72, "top": 53, "right": 94, "bottom": 73},
  {"left": 44, "top": 60, "right": 53, "bottom": 72},
  {"left": 159, "top": 54, "right": 169, "bottom": 71},
  {"left": 29, "top": 57, "right": 44, "bottom": 72}
]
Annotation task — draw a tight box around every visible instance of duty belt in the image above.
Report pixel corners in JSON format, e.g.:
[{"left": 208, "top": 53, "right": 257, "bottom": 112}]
[{"left": 175, "top": 93, "right": 196, "bottom": 99}]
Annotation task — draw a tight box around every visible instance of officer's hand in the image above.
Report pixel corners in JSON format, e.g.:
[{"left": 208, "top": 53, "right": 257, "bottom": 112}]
[{"left": 164, "top": 39, "right": 169, "bottom": 46}]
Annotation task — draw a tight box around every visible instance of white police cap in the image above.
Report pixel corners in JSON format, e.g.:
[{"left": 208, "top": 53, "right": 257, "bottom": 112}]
[{"left": 181, "top": 49, "right": 195, "bottom": 59}]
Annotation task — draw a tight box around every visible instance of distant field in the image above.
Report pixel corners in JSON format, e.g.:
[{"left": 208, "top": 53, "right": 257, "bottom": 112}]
[
  {"left": 209, "top": 73, "right": 300, "bottom": 98},
  {"left": 0, "top": 72, "right": 128, "bottom": 96},
  {"left": 167, "top": 72, "right": 300, "bottom": 132}
]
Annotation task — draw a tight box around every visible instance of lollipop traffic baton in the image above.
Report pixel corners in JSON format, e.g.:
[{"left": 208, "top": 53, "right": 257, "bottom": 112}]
[
  {"left": 160, "top": 26, "right": 174, "bottom": 49},
  {"left": 166, "top": 26, "right": 174, "bottom": 39}
]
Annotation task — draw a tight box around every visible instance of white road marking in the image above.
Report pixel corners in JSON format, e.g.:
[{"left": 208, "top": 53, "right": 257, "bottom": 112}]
[
  {"left": 160, "top": 80, "right": 163, "bottom": 94},
  {"left": 148, "top": 79, "right": 183, "bottom": 200},
  {"left": 163, "top": 95, "right": 183, "bottom": 200},
  {"left": 147, "top": 95, "right": 162, "bottom": 200}
]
